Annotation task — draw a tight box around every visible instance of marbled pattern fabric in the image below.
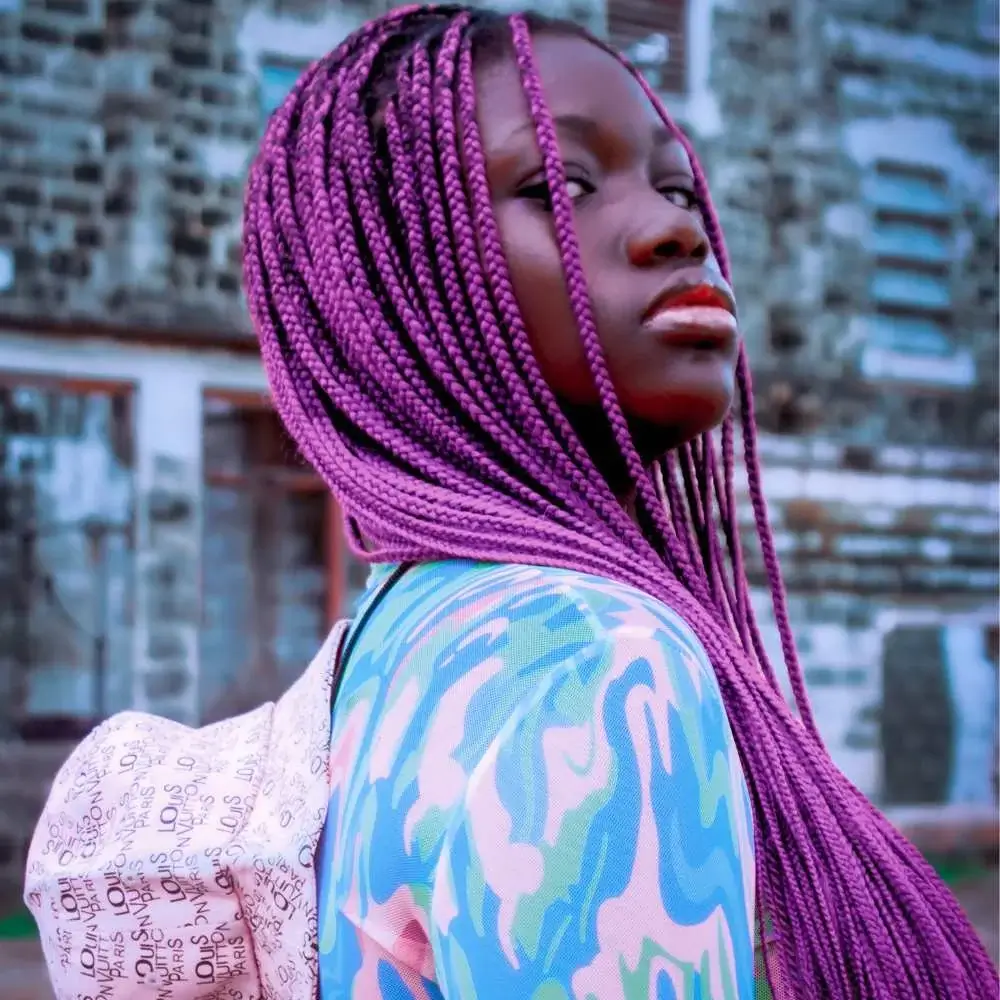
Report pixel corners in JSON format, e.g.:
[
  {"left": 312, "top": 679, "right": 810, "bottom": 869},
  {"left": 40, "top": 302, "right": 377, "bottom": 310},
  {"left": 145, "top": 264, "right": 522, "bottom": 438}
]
[{"left": 317, "top": 560, "right": 756, "bottom": 999}]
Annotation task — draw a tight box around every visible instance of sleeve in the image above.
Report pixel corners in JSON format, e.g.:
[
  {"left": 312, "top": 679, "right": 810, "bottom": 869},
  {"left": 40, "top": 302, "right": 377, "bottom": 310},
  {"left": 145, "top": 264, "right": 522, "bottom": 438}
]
[{"left": 428, "top": 606, "right": 757, "bottom": 999}]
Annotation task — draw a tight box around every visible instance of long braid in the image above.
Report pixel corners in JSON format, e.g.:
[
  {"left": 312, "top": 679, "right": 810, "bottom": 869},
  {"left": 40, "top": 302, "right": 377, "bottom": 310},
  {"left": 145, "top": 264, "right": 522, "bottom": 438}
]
[
  {"left": 243, "top": 6, "right": 997, "bottom": 997},
  {"left": 455, "top": 30, "right": 654, "bottom": 554},
  {"left": 619, "top": 61, "right": 806, "bottom": 717}
]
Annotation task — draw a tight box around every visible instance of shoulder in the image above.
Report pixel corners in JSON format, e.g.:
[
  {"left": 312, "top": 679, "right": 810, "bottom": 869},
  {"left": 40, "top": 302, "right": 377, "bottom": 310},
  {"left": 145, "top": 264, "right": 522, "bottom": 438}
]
[
  {"left": 350, "top": 560, "right": 726, "bottom": 759},
  {"left": 425, "top": 564, "right": 739, "bottom": 786},
  {"left": 426, "top": 564, "right": 757, "bottom": 997},
  {"left": 437, "top": 560, "right": 720, "bottom": 689},
  {"left": 364, "top": 559, "right": 712, "bottom": 659}
]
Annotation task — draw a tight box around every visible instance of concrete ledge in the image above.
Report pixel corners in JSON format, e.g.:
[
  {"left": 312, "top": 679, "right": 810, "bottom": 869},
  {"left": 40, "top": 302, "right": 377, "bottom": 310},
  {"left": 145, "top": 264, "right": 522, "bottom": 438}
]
[{"left": 885, "top": 804, "right": 1000, "bottom": 855}]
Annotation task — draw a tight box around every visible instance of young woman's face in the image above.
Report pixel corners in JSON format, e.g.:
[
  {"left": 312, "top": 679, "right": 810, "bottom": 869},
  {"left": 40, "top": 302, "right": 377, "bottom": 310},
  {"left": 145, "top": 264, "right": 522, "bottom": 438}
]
[{"left": 476, "top": 33, "right": 739, "bottom": 460}]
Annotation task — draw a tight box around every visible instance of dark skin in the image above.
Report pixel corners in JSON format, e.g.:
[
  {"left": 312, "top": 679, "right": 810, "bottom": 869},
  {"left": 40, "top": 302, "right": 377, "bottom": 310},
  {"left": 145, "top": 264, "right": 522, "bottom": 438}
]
[{"left": 475, "top": 33, "right": 740, "bottom": 498}]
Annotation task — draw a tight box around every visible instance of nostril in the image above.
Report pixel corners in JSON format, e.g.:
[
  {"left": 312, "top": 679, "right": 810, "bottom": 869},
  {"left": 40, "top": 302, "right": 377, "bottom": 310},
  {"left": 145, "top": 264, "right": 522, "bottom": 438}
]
[
  {"left": 651, "top": 238, "right": 709, "bottom": 262},
  {"left": 654, "top": 239, "right": 684, "bottom": 259}
]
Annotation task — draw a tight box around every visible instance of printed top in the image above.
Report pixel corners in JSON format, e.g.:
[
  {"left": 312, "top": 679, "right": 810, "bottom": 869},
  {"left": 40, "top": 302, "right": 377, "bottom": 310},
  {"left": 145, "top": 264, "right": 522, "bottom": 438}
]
[{"left": 317, "top": 560, "right": 756, "bottom": 999}]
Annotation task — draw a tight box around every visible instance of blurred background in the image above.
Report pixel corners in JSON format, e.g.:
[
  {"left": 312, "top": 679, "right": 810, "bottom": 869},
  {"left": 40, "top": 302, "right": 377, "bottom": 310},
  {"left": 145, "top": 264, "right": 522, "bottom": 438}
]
[{"left": 0, "top": 0, "right": 996, "bottom": 993}]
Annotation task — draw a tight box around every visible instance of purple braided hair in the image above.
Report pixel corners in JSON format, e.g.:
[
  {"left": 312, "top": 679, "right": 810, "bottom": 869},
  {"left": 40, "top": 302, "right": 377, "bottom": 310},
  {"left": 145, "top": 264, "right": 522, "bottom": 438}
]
[{"left": 243, "top": 5, "right": 996, "bottom": 996}]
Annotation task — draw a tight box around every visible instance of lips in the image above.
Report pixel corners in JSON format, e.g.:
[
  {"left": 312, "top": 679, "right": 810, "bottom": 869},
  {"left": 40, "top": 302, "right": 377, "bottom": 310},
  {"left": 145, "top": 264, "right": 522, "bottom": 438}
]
[
  {"left": 643, "top": 279, "right": 736, "bottom": 322},
  {"left": 641, "top": 277, "right": 738, "bottom": 351}
]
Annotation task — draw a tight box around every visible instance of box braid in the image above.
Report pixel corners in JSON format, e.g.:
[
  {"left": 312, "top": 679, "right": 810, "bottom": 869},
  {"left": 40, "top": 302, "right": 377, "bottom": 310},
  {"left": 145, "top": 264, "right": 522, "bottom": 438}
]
[{"left": 243, "top": 5, "right": 996, "bottom": 996}]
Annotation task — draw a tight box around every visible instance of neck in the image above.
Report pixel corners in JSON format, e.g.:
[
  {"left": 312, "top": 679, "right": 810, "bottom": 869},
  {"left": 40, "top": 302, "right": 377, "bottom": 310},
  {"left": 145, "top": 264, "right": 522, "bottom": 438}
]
[
  {"left": 618, "top": 485, "right": 641, "bottom": 525},
  {"left": 556, "top": 398, "right": 665, "bottom": 519}
]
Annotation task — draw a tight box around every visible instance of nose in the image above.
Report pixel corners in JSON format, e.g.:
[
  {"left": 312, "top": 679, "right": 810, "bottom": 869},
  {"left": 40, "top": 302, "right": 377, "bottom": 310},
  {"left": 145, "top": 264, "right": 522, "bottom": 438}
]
[{"left": 626, "top": 199, "right": 710, "bottom": 267}]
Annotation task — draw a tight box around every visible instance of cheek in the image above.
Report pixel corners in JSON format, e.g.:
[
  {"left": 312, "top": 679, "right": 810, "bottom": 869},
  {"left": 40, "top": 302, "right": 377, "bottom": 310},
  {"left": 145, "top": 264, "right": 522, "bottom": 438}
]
[
  {"left": 495, "top": 204, "right": 566, "bottom": 317},
  {"left": 494, "top": 204, "right": 596, "bottom": 402}
]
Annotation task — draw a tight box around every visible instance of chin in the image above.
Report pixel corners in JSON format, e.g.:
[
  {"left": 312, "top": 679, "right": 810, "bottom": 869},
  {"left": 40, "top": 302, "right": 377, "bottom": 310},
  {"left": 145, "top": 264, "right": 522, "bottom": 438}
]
[{"left": 628, "top": 390, "right": 734, "bottom": 459}]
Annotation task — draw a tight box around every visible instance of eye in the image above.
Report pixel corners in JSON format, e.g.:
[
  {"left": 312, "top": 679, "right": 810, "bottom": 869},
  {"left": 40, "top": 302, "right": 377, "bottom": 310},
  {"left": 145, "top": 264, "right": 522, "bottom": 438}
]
[
  {"left": 517, "top": 174, "right": 595, "bottom": 210},
  {"left": 659, "top": 186, "right": 699, "bottom": 211}
]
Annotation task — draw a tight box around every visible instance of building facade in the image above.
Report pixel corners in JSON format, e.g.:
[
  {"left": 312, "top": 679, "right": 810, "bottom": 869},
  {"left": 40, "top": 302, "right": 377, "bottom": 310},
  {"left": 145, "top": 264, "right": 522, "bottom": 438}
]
[{"left": 0, "top": 0, "right": 996, "bottom": 887}]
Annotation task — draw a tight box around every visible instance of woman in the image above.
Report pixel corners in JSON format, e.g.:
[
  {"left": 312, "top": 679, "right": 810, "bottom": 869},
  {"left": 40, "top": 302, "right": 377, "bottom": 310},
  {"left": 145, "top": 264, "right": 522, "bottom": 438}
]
[{"left": 25, "top": 5, "right": 996, "bottom": 998}]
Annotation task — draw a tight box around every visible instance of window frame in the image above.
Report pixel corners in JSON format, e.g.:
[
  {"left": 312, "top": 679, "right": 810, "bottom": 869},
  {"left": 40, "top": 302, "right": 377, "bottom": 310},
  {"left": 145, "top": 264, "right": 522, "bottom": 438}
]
[
  {"left": 201, "top": 388, "right": 348, "bottom": 628},
  {"left": 608, "top": 0, "right": 689, "bottom": 96},
  {"left": 0, "top": 372, "right": 137, "bottom": 737}
]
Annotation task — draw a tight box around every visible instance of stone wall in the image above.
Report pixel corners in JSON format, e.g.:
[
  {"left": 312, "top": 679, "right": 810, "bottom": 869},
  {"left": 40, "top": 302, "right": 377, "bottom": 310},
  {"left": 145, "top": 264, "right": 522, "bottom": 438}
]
[
  {"left": 1, "top": 0, "right": 993, "bottom": 420},
  {"left": 0, "top": 0, "right": 354, "bottom": 333},
  {"left": 696, "top": 0, "right": 997, "bottom": 412},
  {"left": 0, "top": 0, "right": 605, "bottom": 335}
]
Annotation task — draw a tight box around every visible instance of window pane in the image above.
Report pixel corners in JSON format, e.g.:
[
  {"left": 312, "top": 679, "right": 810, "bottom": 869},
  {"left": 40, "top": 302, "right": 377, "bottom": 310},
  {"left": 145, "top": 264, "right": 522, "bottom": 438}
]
[
  {"left": 200, "top": 483, "right": 329, "bottom": 721},
  {"left": 0, "top": 383, "right": 135, "bottom": 737},
  {"left": 204, "top": 395, "right": 314, "bottom": 478},
  {"left": 866, "top": 314, "right": 953, "bottom": 356},
  {"left": 260, "top": 64, "right": 304, "bottom": 118},
  {"left": 608, "top": 0, "right": 688, "bottom": 93},
  {"left": 979, "top": 0, "right": 1000, "bottom": 42},
  {"left": 873, "top": 221, "right": 951, "bottom": 263},
  {"left": 860, "top": 344, "right": 974, "bottom": 387},
  {"left": 869, "top": 170, "right": 950, "bottom": 216},
  {"left": 199, "top": 485, "right": 254, "bottom": 709},
  {"left": 871, "top": 267, "right": 951, "bottom": 309},
  {"left": 200, "top": 399, "right": 344, "bottom": 722}
]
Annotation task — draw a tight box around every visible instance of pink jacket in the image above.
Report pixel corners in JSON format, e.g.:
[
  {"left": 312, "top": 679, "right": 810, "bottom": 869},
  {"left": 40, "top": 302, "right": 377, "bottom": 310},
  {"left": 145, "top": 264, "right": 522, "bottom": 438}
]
[{"left": 24, "top": 622, "right": 346, "bottom": 1000}]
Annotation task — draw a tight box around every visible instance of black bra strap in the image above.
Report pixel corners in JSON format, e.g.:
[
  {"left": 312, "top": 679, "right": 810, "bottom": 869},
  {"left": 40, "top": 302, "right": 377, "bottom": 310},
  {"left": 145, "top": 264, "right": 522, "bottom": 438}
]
[{"left": 331, "top": 562, "right": 414, "bottom": 707}]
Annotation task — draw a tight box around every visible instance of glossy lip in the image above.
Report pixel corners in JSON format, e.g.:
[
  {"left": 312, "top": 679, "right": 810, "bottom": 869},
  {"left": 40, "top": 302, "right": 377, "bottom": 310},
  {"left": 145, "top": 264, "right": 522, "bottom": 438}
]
[
  {"left": 642, "top": 273, "right": 737, "bottom": 323},
  {"left": 641, "top": 272, "right": 739, "bottom": 351}
]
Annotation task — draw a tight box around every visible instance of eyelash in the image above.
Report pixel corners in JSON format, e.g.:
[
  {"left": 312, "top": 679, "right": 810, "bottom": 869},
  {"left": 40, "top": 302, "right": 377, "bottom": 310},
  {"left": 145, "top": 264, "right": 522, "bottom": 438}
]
[
  {"left": 517, "top": 178, "right": 593, "bottom": 209},
  {"left": 660, "top": 187, "right": 699, "bottom": 211},
  {"left": 518, "top": 177, "right": 699, "bottom": 212}
]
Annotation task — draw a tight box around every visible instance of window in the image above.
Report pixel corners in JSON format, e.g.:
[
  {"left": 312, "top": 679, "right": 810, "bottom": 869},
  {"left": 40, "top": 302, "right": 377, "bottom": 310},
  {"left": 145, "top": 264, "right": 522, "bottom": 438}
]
[
  {"left": 870, "top": 268, "right": 951, "bottom": 311},
  {"left": 199, "top": 393, "right": 365, "bottom": 723},
  {"left": 865, "top": 315, "right": 954, "bottom": 358},
  {"left": 871, "top": 221, "right": 950, "bottom": 264},
  {"left": 868, "top": 169, "right": 951, "bottom": 216},
  {"left": 863, "top": 162, "right": 971, "bottom": 386},
  {"left": 259, "top": 61, "right": 306, "bottom": 119},
  {"left": 0, "top": 247, "right": 12, "bottom": 292},
  {"left": 608, "top": 0, "right": 688, "bottom": 94},
  {"left": 0, "top": 379, "right": 135, "bottom": 739}
]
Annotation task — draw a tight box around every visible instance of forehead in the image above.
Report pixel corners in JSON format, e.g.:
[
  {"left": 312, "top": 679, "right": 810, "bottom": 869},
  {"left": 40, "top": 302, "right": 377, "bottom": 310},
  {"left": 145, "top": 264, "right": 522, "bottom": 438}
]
[{"left": 474, "top": 32, "right": 688, "bottom": 165}]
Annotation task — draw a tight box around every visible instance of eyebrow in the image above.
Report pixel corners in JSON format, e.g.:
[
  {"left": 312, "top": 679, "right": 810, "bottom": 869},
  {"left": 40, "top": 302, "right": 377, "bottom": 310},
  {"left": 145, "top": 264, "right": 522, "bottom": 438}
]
[{"left": 502, "top": 112, "right": 676, "bottom": 151}]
